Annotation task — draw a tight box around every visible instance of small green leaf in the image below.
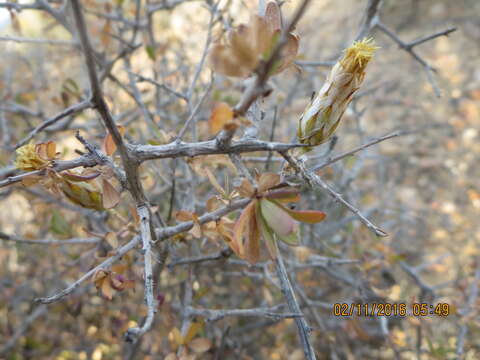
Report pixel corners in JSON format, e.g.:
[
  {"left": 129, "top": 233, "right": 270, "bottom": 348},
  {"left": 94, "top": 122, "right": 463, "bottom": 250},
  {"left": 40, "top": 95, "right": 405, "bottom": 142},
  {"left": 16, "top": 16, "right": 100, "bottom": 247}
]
[
  {"left": 50, "top": 210, "right": 71, "bottom": 237},
  {"left": 145, "top": 45, "right": 156, "bottom": 61}
]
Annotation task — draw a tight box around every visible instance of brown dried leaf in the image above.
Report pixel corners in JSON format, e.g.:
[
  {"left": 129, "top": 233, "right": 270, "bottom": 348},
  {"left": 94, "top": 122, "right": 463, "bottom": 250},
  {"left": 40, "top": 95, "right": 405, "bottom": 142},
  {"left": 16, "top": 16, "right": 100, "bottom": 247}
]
[
  {"left": 46, "top": 141, "right": 57, "bottom": 159},
  {"left": 102, "top": 126, "right": 126, "bottom": 156},
  {"left": 274, "top": 33, "right": 300, "bottom": 74},
  {"left": 265, "top": 1, "right": 282, "bottom": 32},
  {"left": 21, "top": 174, "right": 42, "bottom": 187},
  {"left": 252, "top": 16, "right": 271, "bottom": 55},
  {"left": 175, "top": 210, "right": 194, "bottom": 222},
  {"left": 245, "top": 205, "right": 260, "bottom": 264},
  {"left": 232, "top": 201, "right": 256, "bottom": 257},
  {"left": 208, "top": 43, "right": 247, "bottom": 77},
  {"left": 206, "top": 196, "right": 220, "bottom": 212},
  {"left": 189, "top": 337, "right": 212, "bottom": 353},
  {"left": 205, "top": 168, "right": 226, "bottom": 196},
  {"left": 257, "top": 172, "right": 280, "bottom": 193},
  {"left": 101, "top": 20, "right": 111, "bottom": 47},
  {"left": 229, "top": 25, "right": 257, "bottom": 70},
  {"left": 209, "top": 102, "right": 234, "bottom": 135},
  {"left": 102, "top": 179, "right": 120, "bottom": 209},
  {"left": 93, "top": 270, "right": 109, "bottom": 289},
  {"left": 236, "top": 178, "right": 255, "bottom": 198},
  {"left": 111, "top": 263, "right": 127, "bottom": 274},
  {"left": 101, "top": 277, "right": 114, "bottom": 300},
  {"left": 171, "top": 327, "right": 184, "bottom": 346},
  {"left": 104, "top": 232, "right": 118, "bottom": 248}
]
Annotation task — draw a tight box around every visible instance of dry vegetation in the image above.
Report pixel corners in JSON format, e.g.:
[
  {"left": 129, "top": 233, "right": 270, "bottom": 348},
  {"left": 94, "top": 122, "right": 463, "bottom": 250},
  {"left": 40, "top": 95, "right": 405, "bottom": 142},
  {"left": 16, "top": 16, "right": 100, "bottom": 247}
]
[{"left": 1, "top": 0, "right": 479, "bottom": 359}]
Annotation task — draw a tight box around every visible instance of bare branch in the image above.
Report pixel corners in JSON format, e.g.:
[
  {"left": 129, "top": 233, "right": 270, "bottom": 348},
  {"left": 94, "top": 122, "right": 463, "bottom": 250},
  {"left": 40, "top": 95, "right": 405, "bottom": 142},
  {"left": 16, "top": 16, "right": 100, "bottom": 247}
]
[
  {"left": 274, "top": 242, "right": 316, "bottom": 360},
  {"left": 125, "top": 205, "right": 157, "bottom": 342},
  {"left": 35, "top": 236, "right": 141, "bottom": 304},
  {"left": 310, "top": 131, "right": 403, "bottom": 172},
  {"left": 16, "top": 99, "right": 92, "bottom": 148},
  {"left": 0, "top": 232, "right": 100, "bottom": 245},
  {"left": 281, "top": 152, "right": 388, "bottom": 237},
  {"left": 187, "top": 304, "right": 302, "bottom": 322}
]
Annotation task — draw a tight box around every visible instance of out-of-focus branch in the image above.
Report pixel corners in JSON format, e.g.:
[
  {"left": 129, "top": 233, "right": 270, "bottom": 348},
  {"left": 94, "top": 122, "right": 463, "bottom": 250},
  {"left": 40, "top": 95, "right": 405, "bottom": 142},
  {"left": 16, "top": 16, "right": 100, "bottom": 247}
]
[
  {"left": 0, "top": 232, "right": 100, "bottom": 245},
  {"left": 16, "top": 99, "right": 92, "bottom": 148},
  {"left": 456, "top": 264, "right": 480, "bottom": 359},
  {"left": 186, "top": 304, "right": 302, "bottom": 322},
  {"left": 0, "top": 36, "right": 76, "bottom": 46},
  {"left": 376, "top": 22, "right": 457, "bottom": 97},
  {"left": 0, "top": 305, "right": 47, "bottom": 356},
  {"left": 168, "top": 248, "right": 232, "bottom": 269},
  {"left": 356, "top": 0, "right": 383, "bottom": 40}
]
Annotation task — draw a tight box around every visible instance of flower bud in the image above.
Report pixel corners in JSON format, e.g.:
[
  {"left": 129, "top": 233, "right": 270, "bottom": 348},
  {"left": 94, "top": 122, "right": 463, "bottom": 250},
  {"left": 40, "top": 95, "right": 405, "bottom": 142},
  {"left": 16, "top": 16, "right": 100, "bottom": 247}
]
[
  {"left": 297, "top": 38, "right": 378, "bottom": 151},
  {"left": 15, "top": 143, "right": 49, "bottom": 171}
]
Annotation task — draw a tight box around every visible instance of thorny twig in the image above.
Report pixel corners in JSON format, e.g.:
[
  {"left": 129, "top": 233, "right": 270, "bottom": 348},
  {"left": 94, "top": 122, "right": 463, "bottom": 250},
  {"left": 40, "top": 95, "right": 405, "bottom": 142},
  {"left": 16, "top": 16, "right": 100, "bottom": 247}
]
[{"left": 281, "top": 152, "right": 388, "bottom": 237}]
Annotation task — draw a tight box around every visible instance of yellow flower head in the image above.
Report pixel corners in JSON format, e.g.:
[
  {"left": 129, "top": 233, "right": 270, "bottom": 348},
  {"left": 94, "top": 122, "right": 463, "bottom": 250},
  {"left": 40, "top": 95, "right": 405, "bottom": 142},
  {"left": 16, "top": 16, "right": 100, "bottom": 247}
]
[
  {"left": 15, "top": 143, "right": 49, "bottom": 171},
  {"left": 341, "top": 38, "right": 378, "bottom": 73}
]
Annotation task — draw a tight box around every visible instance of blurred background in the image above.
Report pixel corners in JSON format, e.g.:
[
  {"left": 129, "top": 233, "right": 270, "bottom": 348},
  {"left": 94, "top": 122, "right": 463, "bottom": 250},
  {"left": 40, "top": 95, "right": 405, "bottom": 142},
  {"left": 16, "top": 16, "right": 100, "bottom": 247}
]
[{"left": 1, "top": 0, "right": 479, "bottom": 359}]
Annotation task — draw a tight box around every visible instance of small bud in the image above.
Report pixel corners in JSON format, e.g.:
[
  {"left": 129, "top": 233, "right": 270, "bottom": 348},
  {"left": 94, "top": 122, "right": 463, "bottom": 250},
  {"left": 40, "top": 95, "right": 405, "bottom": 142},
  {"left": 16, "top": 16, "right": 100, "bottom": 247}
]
[{"left": 297, "top": 38, "right": 378, "bottom": 152}]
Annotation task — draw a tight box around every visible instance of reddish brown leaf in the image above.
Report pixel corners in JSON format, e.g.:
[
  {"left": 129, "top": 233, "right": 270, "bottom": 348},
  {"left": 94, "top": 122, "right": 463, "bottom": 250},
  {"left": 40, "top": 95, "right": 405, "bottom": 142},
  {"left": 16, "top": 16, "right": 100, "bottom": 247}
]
[
  {"left": 265, "top": 188, "right": 300, "bottom": 202},
  {"left": 274, "top": 202, "right": 327, "bottom": 224}
]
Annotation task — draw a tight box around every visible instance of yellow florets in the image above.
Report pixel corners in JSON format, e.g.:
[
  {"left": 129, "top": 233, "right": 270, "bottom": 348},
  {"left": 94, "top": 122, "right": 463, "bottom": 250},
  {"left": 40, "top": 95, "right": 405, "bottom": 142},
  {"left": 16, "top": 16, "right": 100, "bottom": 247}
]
[
  {"left": 15, "top": 143, "right": 49, "bottom": 171},
  {"left": 341, "top": 38, "right": 378, "bottom": 72}
]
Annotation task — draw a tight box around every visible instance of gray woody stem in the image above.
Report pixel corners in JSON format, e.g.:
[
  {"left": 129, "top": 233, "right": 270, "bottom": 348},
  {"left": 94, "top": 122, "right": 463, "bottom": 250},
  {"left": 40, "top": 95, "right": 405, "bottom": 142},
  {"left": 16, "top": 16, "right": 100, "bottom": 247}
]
[
  {"left": 71, "top": 0, "right": 156, "bottom": 342},
  {"left": 125, "top": 205, "right": 156, "bottom": 342},
  {"left": 275, "top": 242, "right": 316, "bottom": 360}
]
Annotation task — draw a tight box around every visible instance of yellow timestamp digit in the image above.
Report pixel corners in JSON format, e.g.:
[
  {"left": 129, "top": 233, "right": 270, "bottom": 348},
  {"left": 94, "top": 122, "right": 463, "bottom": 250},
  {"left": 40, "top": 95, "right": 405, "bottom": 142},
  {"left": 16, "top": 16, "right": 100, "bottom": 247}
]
[
  {"left": 412, "top": 303, "right": 428, "bottom": 316},
  {"left": 434, "top": 303, "right": 450, "bottom": 316}
]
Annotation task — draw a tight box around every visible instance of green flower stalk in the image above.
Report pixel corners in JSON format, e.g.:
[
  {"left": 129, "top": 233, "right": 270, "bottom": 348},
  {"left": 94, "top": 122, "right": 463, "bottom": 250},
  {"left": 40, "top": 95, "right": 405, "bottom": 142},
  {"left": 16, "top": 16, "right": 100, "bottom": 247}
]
[{"left": 297, "top": 38, "right": 378, "bottom": 153}]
